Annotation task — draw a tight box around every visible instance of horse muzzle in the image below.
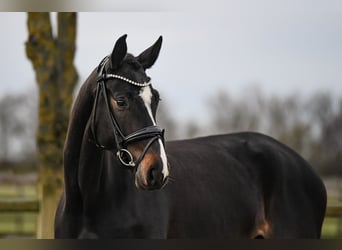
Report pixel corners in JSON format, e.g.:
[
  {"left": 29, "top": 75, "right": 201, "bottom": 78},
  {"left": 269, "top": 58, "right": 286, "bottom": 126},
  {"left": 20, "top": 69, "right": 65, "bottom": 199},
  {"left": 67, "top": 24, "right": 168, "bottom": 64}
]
[{"left": 134, "top": 152, "right": 168, "bottom": 190}]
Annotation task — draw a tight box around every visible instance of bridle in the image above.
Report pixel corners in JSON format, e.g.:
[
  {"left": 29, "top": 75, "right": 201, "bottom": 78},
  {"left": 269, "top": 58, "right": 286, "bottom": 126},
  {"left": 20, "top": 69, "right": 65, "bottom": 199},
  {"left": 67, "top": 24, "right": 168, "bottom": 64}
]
[{"left": 90, "top": 56, "right": 165, "bottom": 168}]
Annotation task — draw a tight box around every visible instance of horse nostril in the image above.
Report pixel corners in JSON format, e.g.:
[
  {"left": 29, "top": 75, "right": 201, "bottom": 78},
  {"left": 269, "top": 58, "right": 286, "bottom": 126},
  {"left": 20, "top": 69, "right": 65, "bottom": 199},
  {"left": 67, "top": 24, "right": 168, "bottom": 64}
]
[
  {"left": 147, "top": 167, "right": 156, "bottom": 185},
  {"left": 147, "top": 165, "right": 162, "bottom": 186}
]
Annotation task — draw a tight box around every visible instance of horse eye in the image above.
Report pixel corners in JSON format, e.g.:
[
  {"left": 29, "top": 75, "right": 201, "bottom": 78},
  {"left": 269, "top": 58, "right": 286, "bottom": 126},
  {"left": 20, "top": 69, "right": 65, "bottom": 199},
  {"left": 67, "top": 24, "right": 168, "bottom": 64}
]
[{"left": 116, "top": 98, "right": 128, "bottom": 108}]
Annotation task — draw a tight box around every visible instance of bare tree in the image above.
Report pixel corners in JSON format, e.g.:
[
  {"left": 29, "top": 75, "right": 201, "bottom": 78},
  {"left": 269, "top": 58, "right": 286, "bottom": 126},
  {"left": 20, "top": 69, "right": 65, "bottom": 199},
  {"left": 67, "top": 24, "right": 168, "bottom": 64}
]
[
  {"left": 0, "top": 92, "right": 37, "bottom": 163},
  {"left": 204, "top": 87, "right": 342, "bottom": 175},
  {"left": 308, "top": 94, "right": 342, "bottom": 175},
  {"left": 25, "top": 12, "right": 78, "bottom": 238},
  {"left": 207, "top": 90, "right": 261, "bottom": 134},
  {"left": 0, "top": 95, "right": 22, "bottom": 162}
]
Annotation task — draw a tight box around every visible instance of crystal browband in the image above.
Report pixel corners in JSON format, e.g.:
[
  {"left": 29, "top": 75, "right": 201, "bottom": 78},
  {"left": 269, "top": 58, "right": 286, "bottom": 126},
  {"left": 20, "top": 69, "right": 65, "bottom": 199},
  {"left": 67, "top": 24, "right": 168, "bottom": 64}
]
[{"left": 105, "top": 74, "right": 151, "bottom": 87}]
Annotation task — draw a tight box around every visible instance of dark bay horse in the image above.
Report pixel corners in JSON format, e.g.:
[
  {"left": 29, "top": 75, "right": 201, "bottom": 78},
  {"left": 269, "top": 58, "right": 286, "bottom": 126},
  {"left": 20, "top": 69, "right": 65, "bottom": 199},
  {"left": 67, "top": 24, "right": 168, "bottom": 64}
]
[{"left": 55, "top": 35, "right": 327, "bottom": 238}]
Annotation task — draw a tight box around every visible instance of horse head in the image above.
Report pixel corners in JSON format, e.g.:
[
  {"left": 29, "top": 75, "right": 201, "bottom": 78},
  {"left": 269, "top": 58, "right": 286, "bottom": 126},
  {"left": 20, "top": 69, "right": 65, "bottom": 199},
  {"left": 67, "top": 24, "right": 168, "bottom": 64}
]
[{"left": 90, "top": 34, "right": 169, "bottom": 190}]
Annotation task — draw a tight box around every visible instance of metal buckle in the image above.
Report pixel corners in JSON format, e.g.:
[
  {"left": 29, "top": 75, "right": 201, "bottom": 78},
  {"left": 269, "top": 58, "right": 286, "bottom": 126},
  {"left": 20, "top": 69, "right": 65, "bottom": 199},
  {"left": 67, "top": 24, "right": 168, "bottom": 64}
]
[{"left": 116, "top": 149, "right": 136, "bottom": 167}]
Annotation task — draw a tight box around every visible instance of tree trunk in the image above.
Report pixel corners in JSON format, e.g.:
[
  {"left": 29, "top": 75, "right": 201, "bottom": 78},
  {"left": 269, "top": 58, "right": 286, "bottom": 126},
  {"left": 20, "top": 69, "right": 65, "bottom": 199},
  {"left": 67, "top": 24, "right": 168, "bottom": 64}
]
[{"left": 25, "top": 12, "right": 78, "bottom": 239}]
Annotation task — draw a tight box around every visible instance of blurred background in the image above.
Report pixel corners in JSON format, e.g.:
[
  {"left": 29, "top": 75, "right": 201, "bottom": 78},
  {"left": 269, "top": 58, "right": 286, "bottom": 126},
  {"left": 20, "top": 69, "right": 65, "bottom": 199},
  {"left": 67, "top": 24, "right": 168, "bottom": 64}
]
[{"left": 0, "top": 3, "right": 341, "bottom": 238}]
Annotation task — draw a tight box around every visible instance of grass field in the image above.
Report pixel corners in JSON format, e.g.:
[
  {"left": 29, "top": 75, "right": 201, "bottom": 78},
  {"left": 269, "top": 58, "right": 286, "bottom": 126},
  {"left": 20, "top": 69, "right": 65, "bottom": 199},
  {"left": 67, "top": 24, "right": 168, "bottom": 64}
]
[
  {"left": 0, "top": 179, "right": 341, "bottom": 238},
  {"left": 0, "top": 184, "right": 37, "bottom": 238},
  {"left": 0, "top": 213, "right": 36, "bottom": 237},
  {"left": 0, "top": 184, "right": 36, "bottom": 199},
  {"left": 323, "top": 217, "right": 342, "bottom": 238}
]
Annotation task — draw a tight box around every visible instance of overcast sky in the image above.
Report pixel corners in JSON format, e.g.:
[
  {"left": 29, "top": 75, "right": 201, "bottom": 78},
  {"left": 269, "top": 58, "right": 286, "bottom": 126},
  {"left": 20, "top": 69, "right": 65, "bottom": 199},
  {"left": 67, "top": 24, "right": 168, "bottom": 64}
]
[{"left": 0, "top": 2, "right": 341, "bottom": 123}]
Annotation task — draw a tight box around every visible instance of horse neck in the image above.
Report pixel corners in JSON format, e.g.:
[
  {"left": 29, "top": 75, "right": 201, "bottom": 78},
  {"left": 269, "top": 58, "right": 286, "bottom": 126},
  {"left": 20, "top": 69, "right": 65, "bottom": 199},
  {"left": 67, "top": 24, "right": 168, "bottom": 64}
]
[
  {"left": 78, "top": 126, "right": 104, "bottom": 196},
  {"left": 78, "top": 123, "right": 134, "bottom": 207},
  {"left": 63, "top": 71, "right": 97, "bottom": 208}
]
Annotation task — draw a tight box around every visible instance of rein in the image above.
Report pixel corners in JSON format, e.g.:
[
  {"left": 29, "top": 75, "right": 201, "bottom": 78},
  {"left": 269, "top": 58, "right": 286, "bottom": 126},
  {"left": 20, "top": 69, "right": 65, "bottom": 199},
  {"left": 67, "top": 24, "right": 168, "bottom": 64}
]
[{"left": 90, "top": 56, "right": 165, "bottom": 168}]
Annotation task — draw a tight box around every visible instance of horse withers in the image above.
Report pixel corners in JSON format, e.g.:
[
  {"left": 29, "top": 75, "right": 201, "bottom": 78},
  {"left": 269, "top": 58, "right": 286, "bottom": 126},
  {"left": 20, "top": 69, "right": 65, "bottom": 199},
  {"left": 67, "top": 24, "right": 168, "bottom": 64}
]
[{"left": 54, "top": 35, "right": 327, "bottom": 238}]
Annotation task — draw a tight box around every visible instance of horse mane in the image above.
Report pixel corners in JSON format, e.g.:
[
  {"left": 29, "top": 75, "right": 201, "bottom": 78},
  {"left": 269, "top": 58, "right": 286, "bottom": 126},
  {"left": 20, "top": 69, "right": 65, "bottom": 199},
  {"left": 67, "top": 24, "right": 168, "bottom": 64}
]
[{"left": 62, "top": 68, "right": 98, "bottom": 208}]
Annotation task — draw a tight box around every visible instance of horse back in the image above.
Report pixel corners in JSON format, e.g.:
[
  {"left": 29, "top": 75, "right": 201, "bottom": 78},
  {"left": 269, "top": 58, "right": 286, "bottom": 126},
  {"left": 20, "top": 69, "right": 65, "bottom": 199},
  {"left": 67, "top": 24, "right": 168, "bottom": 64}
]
[{"left": 165, "top": 132, "right": 327, "bottom": 238}]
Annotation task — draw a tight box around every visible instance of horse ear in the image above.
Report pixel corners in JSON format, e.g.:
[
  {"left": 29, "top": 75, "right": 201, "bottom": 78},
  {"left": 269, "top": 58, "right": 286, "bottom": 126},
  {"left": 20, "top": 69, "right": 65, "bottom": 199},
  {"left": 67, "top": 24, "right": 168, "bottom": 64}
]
[
  {"left": 111, "top": 34, "right": 127, "bottom": 69},
  {"left": 137, "top": 36, "right": 163, "bottom": 69}
]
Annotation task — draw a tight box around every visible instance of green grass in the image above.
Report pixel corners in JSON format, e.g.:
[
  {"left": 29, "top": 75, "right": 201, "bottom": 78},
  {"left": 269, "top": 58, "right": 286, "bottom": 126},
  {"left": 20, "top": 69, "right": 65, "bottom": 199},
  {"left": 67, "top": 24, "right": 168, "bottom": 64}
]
[
  {"left": 0, "top": 185, "right": 36, "bottom": 199},
  {"left": 322, "top": 217, "right": 342, "bottom": 238},
  {"left": 0, "top": 184, "right": 37, "bottom": 238},
  {"left": 0, "top": 213, "right": 37, "bottom": 237}
]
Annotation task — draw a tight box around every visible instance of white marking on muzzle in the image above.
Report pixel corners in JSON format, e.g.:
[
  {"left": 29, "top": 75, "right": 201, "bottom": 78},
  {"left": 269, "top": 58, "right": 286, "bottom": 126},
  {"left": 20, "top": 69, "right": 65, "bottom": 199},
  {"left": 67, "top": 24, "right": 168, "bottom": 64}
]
[{"left": 139, "top": 86, "right": 169, "bottom": 179}]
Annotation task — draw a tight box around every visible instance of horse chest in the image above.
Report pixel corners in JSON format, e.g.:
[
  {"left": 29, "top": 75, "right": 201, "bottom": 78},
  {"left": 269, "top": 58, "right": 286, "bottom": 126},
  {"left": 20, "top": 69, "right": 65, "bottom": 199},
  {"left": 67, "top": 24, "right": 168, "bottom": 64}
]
[{"left": 84, "top": 190, "right": 169, "bottom": 238}]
